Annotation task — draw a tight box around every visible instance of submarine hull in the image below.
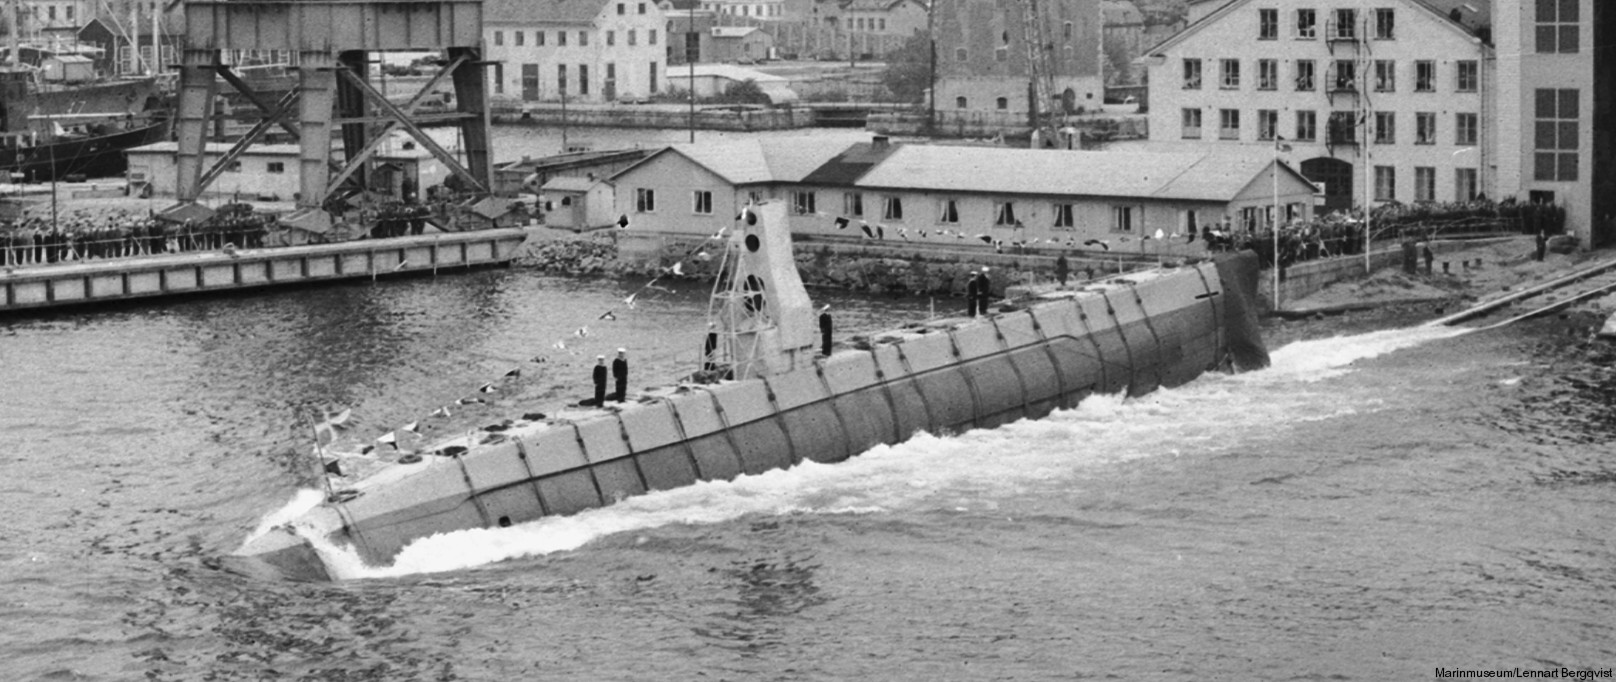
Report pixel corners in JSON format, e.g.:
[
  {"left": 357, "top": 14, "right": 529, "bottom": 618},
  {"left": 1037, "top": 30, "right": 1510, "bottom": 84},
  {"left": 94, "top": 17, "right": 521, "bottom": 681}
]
[{"left": 237, "top": 254, "right": 1269, "bottom": 580}]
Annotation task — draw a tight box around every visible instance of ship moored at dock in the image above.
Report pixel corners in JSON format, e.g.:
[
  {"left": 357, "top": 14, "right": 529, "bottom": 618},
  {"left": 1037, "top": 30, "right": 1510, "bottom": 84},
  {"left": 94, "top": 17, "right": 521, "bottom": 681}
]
[{"left": 232, "top": 202, "right": 1270, "bottom": 581}]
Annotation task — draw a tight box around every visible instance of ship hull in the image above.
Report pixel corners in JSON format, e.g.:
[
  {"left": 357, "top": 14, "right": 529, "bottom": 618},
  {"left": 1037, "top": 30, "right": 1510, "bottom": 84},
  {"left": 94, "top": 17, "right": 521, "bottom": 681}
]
[
  {"left": 0, "top": 120, "right": 171, "bottom": 182},
  {"left": 239, "top": 254, "right": 1269, "bottom": 580}
]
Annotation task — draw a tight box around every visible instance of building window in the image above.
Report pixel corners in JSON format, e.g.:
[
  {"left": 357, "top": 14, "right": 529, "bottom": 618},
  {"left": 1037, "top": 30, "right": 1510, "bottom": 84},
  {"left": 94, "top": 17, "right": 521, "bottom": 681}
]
[
  {"left": 1456, "top": 60, "right": 1478, "bottom": 92},
  {"left": 538, "top": 31, "right": 546, "bottom": 46},
  {"left": 1295, "top": 9, "right": 1316, "bottom": 38},
  {"left": 1182, "top": 58, "right": 1202, "bottom": 89},
  {"left": 494, "top": 30, "right": 504, "bottom": 46},
  {"left": 955, "top": 96, "right": 967, "bottom": 108},
  {"left": 559, "top": 31, "right": 568, "bottom": 46},
  {"left": 792, "top": 191, "right": 816, "bottom": 214},
  {"left": 996, "top": 97, "right": 1008, "bottom": 110},
  {"left": 1456, "top": 112, "right": 1478, "bottom": 145},
  {"left": 1181, "top": 108, "right": 1202, "bottom": 139},
  {"left": 1064, "top": 21, "right": 1073, "bottom": 40},
  {"left": 938, "top": 199, "right": 959, "bottom": 224},
  {"left": 956, "top": 47, "right": 967, "bottom": 62},
  {"left": 1374, "top": 111, "right": 1395, "bottom": 144},
  {"left": 649, "top": 29, "right": 657, "bottom": 45},
  {"left": 1328, "top": 111, "right": 1357, "bottom": 144},
  {"left": 1373, "top": 60, "right": 1395, "bottom": 92},
  {"left": 1258, "top": 8, "right": 1278, "bottom": 39},
  {"left": 693, "top": 190, "right": 713, "bottom": 214},
  {"left": 1053, "top": 203, "right": 1074, "bottom": 229},
  {"left": 1332, "top": 60, "right": 1356, "bottom": 91},
  {"left": 579, "top": 31, "right": 588, "bottom": 46},
  {"left": 629, "top": 30, "right": 637, "bottom": 46},
  {"left": 1257, "top": 59, "right": 1277, "bottom": 90},
  {"left": 1535, "top": 88, "right": 1579, "bottom": 181},
  {"left": 1111, "top": 206, "right": 1134, "bottom": 232},
  {"left": 882, "top": 196, "right": 903, "bottom": 221},
  {"left": 1536, "top": 0, "right": 1579, "bottom": 54},
  {"left": 226, "top": 161, "right": 242, "bottom": 173},
  {"left": 1415, "top": 112, "right": 1436, "bottom": 145},
  {"left": 844, "top": 192, "right": 863, "bottom": 217},
  {"left": 1295, "top": 59, "right": 1315, "bottom": 91},
  {"left": 1414, "top": 60, "right": 1434, "bottom": 92},
  {"left": 1295, "top": 110, "right": 1316, "bottom": 141},
  {"left": 557, "top": 64, "right": 567, "bottom": 94},
  {"left": 995, "top": 46, "right": 1008, "bottom": 62},
  {"left": 607, "top": 30, "right": 615, "bottom": 46},
  {"left": 515, "top": 30, "right": 524, "bottom": 46},
  {"left": 266, "top": 162, "right": 285, "bottom": 174},
  {"left": 639, "top": 3, "right": 646, "bottom": 13},
  {"left": 1220, "top": 59, "right": 1240, "bottom": 89},
  {"left": 635, "top": 188, "right": 655, "bottom": 212},
  {"left": 493, "top": 62, "right": 504, "bottom": 94},
  {"left": 1414, "top": 167, "right": 1435, "bottom": 202},
  {"left": 579, "top": 64, "right": 589, "bottom": 95},
  {"left": 1374, "top": 166, "right": 1395, "bottom": 201},
  {"left": 1373, "top": 8, "right": 1395, "bottom": 39},
  {"left": 993, "top": 201, "right": 1017, "bottom": 227},
  {"left": 1456, "top": 168, "right": 1479, "bottom": 201},
  {"left": 1332, "top": 8, "right": 1356, "bottom": 39},
  {"left": 1219, "top": 109, "right": 1240, "bottom": 140},
  {"left": 649, "top": 62, "right": 658, "bottom": 93},
  {"left": 1257, "top": 109, "right": 1277, "bottom": 141},
  {"left": 617, "top": 2, "right": 625, "bottom": 13}
]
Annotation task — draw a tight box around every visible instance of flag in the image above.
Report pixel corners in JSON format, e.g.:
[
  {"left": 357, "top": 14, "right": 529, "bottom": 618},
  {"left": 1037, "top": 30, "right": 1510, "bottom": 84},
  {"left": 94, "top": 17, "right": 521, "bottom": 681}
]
[
  {"left": 834, "top": 217, "right": 849, "bottom": 230},
  {"left": 598, "top": 310, "right": 616, "bottom": 321}
]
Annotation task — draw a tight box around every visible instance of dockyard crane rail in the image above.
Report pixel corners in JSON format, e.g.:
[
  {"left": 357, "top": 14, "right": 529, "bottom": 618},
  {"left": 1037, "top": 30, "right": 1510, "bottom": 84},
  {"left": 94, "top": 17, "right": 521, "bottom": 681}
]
[{"left": 163, "top": 0, "right": 512, "bottom": 241}]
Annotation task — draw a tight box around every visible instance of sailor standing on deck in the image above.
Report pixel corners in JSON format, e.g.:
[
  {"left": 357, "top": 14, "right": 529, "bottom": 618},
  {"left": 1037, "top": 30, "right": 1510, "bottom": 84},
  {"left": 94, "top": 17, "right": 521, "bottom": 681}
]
[
  {"left": 612, "top": 348, "right": 629, "bottom": 403},
  {"left": 592, "top": 355, "right": 608, "bottom": 406},
  {"left": 976, "top": 267, "right": 993, "bottom": 315}
]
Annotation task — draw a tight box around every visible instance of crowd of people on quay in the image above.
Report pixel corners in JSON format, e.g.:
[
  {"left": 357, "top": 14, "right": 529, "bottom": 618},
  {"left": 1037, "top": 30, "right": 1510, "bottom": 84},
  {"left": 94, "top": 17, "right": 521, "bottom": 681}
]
[{"left": 0, "top": 205, "right": 276, "bottom": 267}]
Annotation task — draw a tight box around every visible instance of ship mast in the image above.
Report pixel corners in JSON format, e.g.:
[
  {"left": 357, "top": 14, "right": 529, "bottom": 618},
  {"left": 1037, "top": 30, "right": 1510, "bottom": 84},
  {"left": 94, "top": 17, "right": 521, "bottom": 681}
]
[{"left": 6, "top": 0, "right": 19, "bottom": 68}]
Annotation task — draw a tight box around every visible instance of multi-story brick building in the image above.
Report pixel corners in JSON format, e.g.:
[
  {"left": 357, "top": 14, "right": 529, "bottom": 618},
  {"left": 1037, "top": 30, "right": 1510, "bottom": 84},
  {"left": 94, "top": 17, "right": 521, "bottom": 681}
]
[
  {"left": 1147, "top": 0, "right": 1613, "bottom": 247},
  {"left": 932, "top": 0, "right": 1104, "bottom": 116},
  {"left": 485, "top": 0, "right": 667, "bottom": 103}
]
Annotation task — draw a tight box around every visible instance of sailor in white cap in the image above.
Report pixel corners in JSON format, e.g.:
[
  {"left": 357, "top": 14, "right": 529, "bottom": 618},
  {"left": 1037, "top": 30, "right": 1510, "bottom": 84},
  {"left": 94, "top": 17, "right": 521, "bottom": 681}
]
[{"left": 612, "top": 348, "right": 629, "bottom": 403}]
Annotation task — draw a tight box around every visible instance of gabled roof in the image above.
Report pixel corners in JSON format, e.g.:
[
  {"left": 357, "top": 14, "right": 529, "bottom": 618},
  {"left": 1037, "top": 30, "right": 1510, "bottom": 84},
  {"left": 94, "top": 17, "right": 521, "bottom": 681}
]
[
  {"left": 612, "top": 137, "right": 860, "bottom": 185},
  {"left": 485, "top": 0, "right": 610, "bottom": 25},
  {"left": 1149, "top": 0, "right": 1486, "bottom": 56},
  {"left": 541, "top": 176, "right": 603, "bottom": 192},
  {"left": 853, "top": 145, "right": 1312, "bottom": 202},
  {"left": 838, "top": 0, "right": 922, "bottom": 12}
]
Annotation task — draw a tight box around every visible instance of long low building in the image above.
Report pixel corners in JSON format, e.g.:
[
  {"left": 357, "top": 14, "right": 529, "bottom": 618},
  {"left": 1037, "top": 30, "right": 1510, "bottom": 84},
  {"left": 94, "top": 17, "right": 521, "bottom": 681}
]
[
  {"left": 606, "top": 135, "right": 1318, "bottom": 253},
  {"left": 127, "top": 134, "right": 458, "bottom": 202}
]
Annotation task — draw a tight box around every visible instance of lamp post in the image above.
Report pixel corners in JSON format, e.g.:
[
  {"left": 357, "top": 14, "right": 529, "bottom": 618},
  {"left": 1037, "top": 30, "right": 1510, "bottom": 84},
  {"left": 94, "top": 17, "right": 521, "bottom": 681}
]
[{"left": 688, "top": 10, "right": 696, "bottom": 143}]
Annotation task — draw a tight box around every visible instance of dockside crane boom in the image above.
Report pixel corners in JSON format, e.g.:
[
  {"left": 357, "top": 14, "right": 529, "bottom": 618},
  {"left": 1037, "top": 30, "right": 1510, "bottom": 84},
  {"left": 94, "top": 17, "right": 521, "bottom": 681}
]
[{"left": 1019, "top": 0, "right": 1057, "bottom": 147}]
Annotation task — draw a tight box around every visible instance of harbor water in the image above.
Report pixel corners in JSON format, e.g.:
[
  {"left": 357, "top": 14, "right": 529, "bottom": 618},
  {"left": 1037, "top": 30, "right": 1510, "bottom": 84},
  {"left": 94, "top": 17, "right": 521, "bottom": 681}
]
[{"left": 1, "top": 267, "right": 1613, "bottom": 680}]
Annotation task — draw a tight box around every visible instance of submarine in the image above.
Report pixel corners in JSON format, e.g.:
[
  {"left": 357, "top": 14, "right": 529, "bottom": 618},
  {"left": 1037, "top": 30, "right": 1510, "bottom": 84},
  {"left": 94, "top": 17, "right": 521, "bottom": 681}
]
[{"left": 234, "top": 201, "right": 1270, "bottom": 581}]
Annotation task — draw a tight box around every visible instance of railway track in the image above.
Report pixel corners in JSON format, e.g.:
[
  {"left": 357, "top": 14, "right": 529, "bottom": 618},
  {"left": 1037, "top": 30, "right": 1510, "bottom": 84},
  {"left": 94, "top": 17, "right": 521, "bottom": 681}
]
[{"left": 1427, "top": 257, "right": 1616, "bottom": 330}]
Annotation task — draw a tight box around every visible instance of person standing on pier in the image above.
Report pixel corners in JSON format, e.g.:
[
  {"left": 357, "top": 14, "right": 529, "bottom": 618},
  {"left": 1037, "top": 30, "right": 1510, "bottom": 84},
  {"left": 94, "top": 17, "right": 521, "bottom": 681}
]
[
  {"left": 592, "top": 355, "right": 609, "bottom": 406},
  {"left": 612, "top": 348, "right": 629, "bottom": 403},
  {"left": 819, "top": 305, "right": 833, "bottom": 357},
  {"left": 1055, "top": 253, "right": 1070, "bottom": 287}
]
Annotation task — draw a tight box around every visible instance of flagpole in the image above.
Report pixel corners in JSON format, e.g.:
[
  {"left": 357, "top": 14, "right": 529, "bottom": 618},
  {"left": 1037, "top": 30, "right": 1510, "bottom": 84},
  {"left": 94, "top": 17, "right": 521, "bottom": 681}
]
[{"left": 1272, "top": 137, "right": 1280, "bottom": 309}]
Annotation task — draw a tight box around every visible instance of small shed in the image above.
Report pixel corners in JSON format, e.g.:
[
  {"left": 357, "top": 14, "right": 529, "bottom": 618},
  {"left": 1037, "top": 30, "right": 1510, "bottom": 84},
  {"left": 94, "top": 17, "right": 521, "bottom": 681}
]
[
  {"left": 540, "top": 176, "right": 615, "bottom": 230},
  {"left": 709, "top": 26, "right": 774, "bottom": 63},
  {"left": 41, "top": 55, "right": 95, "bottom": 83}
]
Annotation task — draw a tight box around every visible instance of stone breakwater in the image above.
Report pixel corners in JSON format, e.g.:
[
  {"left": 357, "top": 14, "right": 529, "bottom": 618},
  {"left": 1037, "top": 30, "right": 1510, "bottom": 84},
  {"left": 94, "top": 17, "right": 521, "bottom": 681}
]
[{"left": 517, "top": 233, "right": 1085, "bottom": 296}]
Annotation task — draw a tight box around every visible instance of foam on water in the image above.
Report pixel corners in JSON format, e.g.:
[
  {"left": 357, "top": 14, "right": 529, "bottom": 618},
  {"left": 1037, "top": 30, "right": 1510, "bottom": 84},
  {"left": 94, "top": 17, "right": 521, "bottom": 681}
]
[
  {"left": 300, "top": 324, "right": 1471, "bottom": 580},
  {"left": 240, "top": 488, "right": 326, "bottom": 550}
]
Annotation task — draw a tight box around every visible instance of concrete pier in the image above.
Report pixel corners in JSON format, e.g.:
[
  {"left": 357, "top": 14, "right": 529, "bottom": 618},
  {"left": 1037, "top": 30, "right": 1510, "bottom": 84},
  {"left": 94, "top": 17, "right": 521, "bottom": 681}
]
[{"left": 0, "top": 228, "right": 530, "bottom": 313}]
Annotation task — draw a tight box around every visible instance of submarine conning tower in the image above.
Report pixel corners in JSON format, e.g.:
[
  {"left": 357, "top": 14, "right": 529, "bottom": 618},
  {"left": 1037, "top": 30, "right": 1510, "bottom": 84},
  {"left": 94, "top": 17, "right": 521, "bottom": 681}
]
[
  {"left": 161, "top": 0, "right": 507, "bottom": 235},
  {"left": 714, "top": 202, "right": 818, "bottom": 379}
]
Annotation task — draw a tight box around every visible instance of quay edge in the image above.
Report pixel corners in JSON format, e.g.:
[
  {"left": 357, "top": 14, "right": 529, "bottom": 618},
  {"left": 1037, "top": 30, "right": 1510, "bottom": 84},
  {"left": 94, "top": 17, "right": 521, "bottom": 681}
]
[{"left": 0, "top": 228, "right": 532, "bottom": 313}]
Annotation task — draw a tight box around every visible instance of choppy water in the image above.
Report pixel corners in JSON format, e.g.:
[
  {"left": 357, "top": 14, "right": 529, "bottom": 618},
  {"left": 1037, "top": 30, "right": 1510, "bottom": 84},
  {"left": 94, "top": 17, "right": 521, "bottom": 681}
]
[{"left": 2, "top": 267, "right": 1613, "bottom": 681}]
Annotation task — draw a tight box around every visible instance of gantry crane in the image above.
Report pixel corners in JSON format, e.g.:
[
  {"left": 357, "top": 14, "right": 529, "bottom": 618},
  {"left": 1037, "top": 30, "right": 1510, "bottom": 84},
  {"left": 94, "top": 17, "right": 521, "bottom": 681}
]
[{"left": 1019, "top": 0, "right": 1058, "bottom": 148}]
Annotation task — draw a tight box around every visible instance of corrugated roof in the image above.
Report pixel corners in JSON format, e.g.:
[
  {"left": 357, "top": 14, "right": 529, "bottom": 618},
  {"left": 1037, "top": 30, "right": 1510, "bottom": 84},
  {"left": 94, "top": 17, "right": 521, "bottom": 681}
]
[
  {"left": 485, "top": 0, "right": 610, "bottom": 25},
  {"left": 854, "top": 145, "right": 1299, "bottom": 202},
  {"left": 540, "top": 176, "right": 602, "bottom": 192}
]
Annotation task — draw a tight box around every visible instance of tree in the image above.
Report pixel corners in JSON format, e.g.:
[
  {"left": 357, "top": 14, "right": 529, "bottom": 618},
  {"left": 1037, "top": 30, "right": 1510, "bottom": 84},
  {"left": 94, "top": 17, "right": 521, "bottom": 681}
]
[
  {"left": 722, "top": 79, "right": 771, "bottom": 104},
  {"left": 881, "top": 31, "right": 931, "bottom": 103}
]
